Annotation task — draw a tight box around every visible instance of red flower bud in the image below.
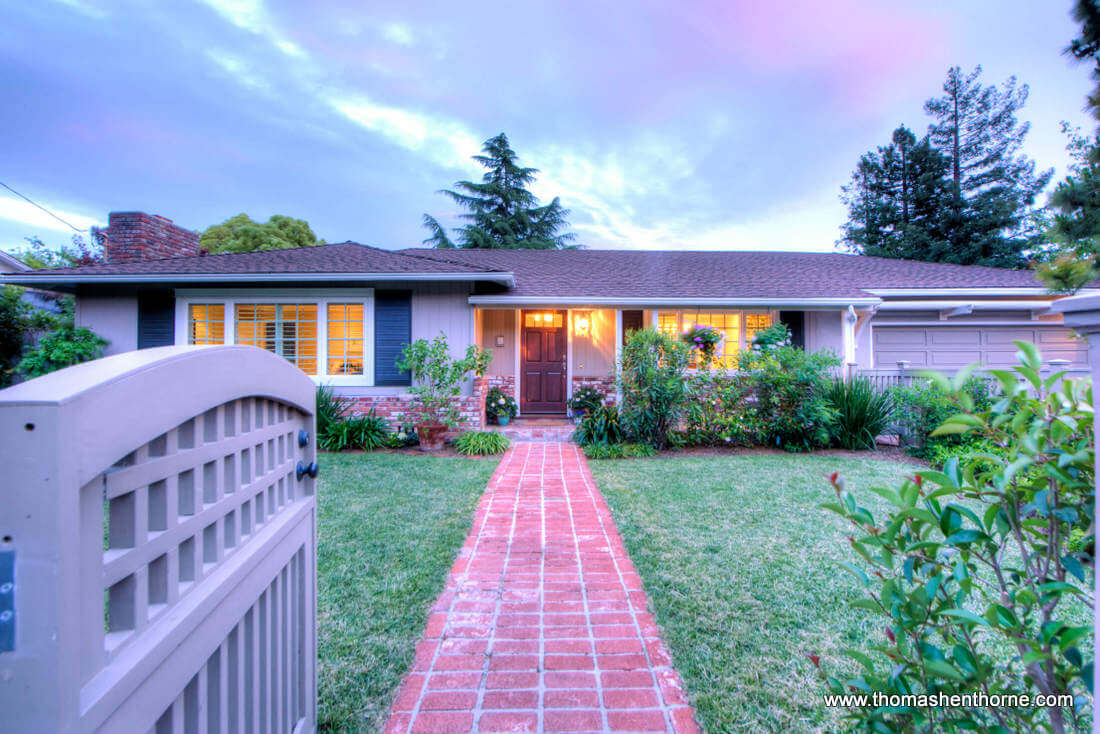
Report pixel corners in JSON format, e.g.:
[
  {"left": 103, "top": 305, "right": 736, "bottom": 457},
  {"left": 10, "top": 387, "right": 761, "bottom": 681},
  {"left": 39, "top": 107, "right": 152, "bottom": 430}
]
[
  {"left": 829, "top": 472, "right": 839, "bottom": 485},
  {"left": 885, "top": 627, "right": 896, "bottom": 643},
  {"left": 807, "top": 653, "right": 820, "bottom": 668}
]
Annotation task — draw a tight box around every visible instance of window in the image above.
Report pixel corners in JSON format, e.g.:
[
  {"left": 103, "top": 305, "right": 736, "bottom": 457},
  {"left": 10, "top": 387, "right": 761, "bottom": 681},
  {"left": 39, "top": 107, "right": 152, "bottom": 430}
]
[
  {"left": 188, "top": 304, "right": 225, "bottom": 345},
  {"left": 180, "top": 292, "right": 373, "bottom": 382},
  {"left": 327, "top": 304, "right": 364, "bottom": 375},
  {"left": 235, "top": 304, "right": 318, "bottom": 375},
  {"left": 524, "top": 312, "right": 563, "bottom": 328},
  {"left": 656, "top": 311, "right": 774, "bottom": 369}
]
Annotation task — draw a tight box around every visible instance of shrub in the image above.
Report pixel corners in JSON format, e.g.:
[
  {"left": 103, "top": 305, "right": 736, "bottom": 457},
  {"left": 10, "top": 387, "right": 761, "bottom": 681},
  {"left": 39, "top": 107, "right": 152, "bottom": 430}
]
[
  {"left": 567, "top": 385, "right": 604, "bottom": 416},
  {"left": 573, "top": 405, "right": 625, "bottom": 446},
  {"left": 384, "top": 422, "right": 419, "bottom": 448},
  {"left": 18, "top": 321, "right": 108, "bottom": 379},
  {"left": 618, "top": 327, "right": 691, "bottom": 450},
  {"left": 485, "top": 386, "right": 517, "bottom": 423},
  {"left": 582, "top": 442, "right": 656, "bottom": 459},
  {"left": 316, "top": 384, "right": 349, "bottom": 443},
  {"left": 825, "top": 376, "right": 895, "bottom": 450},
  {"left": 819, "top": 344, "right": 1094, "bottom": 732},
  {"left": 397, "top": 333, "right": 491, "bottom": 428},
  {"left": 893, "top": 375, "right": 995, "bottom": 459},
  {"left": 683, "top": 372, "right": 757, "bottom": 446},
  {"left": 750, "top": 322, "right": 792, "bottom": 352},
  {"left": 453, "top": 431, "right": 511, "bottom": 456},
  {"left": 318, "top": 409, "right": 390, "bottom": 451},
  {"left": 741, "top": 345, "right": 839, "bottom": 451}
]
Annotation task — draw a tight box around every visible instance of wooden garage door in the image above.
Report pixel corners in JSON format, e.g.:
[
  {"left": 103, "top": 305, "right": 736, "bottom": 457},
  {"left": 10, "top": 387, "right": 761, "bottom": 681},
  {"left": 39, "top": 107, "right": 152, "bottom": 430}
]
[{"left": 873, "top": 325, "right": 1088, "bottom": 369}]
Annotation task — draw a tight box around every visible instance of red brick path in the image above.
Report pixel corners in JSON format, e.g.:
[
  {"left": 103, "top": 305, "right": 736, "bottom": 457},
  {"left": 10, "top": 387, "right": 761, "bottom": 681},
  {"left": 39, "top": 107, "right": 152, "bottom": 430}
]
[{"left": 384, "top": 442, "right": 699, "bottom": 734}]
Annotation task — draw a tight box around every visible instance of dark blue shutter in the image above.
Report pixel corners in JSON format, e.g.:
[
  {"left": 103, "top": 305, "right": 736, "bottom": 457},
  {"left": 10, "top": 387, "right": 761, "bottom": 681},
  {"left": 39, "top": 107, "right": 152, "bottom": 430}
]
[
  {"left": 137, "top": 293, "right": 175, "bottom": 349},
  {"left": 374, "top": 291, "right": 411, "bottom": 386}
]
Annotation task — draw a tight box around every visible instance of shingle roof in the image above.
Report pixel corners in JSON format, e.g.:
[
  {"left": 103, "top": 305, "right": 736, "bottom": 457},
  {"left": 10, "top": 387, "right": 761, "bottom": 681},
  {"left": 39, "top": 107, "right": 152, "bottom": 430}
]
[
  {"left": 4, "top": 242, "right": 1055, "bottom": 298},
  {"left": 11, "top": 242, "right": 501, "bottom": 277},
  {"left": 399, "top": 248, "right": 1050, "bottom": 298}
]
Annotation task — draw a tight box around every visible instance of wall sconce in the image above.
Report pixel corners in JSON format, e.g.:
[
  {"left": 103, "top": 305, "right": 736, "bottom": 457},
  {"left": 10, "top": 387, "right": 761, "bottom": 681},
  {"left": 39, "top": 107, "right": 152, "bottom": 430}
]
[{"left": 574, "top": 312, "right": 590, "bottom": 336}]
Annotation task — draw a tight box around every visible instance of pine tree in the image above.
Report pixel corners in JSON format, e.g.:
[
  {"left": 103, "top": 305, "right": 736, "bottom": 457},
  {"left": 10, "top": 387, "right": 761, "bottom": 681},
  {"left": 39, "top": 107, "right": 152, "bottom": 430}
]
[
  {"left": 923, "top": 66, "right": 1052, "bottom": 266},
  {"left": 422, "top": 133, "right": 577, "bottom": 249},
  {"left": 1067, "top": 0, "right": 1100, "bottom": 120},
  {"left": 840, "top": 126, "right": 952, "bottom": 260},
  {"left": 1048, "top": 124, "right": 1100, "bottom": 251}
]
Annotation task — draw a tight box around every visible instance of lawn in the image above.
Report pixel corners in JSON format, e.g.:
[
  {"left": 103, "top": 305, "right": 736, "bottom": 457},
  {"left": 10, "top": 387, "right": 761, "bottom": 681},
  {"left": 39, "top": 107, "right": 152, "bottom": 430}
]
[
  {"left": 316, "top": 452, "right": 498, "bottom": 733},
  {"left": 590, "top": 453, "right": 916, "bottom": 734}
]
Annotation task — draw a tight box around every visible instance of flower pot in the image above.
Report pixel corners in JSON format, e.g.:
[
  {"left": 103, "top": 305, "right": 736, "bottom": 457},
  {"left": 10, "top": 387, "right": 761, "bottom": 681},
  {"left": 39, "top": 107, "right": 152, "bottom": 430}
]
[
  {"left": 497, "top": 414, "right": 511, "bottom": 427},
  {"left": 417, "top": 423, "right": 447, "bottom": 452}
]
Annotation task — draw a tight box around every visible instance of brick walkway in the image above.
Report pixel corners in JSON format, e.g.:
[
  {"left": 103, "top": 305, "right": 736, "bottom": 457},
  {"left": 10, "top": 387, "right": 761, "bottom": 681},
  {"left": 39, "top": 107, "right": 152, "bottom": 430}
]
[{"left": 384, "top": 442, "right": 698, "bottom": 734}]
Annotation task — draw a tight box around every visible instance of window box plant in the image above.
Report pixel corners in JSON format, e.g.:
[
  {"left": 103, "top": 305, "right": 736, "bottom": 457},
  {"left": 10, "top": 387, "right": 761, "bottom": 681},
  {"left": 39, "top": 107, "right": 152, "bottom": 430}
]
[
  {"left": 567, "top": 385, "right": 604, "bottom": 422},
  {"left": 397, "top": 333, "right": 492, "bottom": 451},
  {"left": 485, "top": 387, "right": 518, "bottom": 426},
  {"left": 681, "top": 324, "right": 723, "bottom": 366}
]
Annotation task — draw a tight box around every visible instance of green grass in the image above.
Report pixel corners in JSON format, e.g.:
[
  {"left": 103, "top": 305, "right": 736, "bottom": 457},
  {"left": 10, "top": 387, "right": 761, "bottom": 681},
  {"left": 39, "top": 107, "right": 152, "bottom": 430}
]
[
  {"left": 316, "top": 452, "right": 498, "bottom": 733},
  {"left": 590, "top": 454, "right": 915, "bottom": 734}
]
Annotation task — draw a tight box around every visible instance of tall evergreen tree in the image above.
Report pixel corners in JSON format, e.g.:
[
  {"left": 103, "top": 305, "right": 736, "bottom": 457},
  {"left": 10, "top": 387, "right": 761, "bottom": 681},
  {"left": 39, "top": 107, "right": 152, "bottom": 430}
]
[
  {"left": 1067, "top": 0, "right": 1100, "bottom": 120},
  {"left": 422, "top": 133, "right": 577, "bottom": 249},
  {"left": 841, "top": 67, "right": 1051, "bottom": 268},
  {"left": 922, "top": 66, "right": 1052, "bottom": 266},
  {"left": 1048, "top": 124, "right": 1100, "bottom": 252},
  {"left": 840, "top": 126, "right": 953, "bottom": 260}
]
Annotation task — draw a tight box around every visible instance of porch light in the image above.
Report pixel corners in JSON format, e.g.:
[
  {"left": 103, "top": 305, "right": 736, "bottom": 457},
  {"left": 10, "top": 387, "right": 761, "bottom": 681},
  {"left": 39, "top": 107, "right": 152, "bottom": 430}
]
[{"left": 574, "top": 313, "right": 590, "bottom": 336}]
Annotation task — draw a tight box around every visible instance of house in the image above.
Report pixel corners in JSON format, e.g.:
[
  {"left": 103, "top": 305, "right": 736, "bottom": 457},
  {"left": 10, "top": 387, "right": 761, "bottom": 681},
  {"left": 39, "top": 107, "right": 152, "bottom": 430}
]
[{"left": 3, "top": 211, "right": 1091, "bottom": 428}]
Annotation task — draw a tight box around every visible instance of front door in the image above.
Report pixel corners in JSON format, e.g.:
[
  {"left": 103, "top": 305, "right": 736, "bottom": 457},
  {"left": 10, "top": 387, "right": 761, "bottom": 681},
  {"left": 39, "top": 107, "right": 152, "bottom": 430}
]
[{"left": 521, "top": 310, "right": 567, "bottom": 413}]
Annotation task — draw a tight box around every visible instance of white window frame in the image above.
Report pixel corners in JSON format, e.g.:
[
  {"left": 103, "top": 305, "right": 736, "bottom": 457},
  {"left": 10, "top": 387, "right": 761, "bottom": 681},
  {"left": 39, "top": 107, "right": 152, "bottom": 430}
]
[
  {"left": 174, "top": 288, "right": 376, "bottom": 386},
  {"left": 654, "top": 309, "right": 777, "bottom": 371}
]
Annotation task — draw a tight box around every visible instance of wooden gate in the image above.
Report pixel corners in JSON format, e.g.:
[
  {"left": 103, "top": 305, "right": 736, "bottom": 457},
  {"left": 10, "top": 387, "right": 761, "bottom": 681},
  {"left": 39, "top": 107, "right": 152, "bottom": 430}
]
[{"left": 0, "top": 345, "right": 317, "bottom": 733}]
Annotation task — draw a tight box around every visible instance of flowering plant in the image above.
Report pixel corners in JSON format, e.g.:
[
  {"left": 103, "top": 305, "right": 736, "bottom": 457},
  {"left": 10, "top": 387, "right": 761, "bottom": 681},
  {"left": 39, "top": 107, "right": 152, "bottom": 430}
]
[
  {"left": 485, "top": 386, "right": 517, "bottom": 421},
  {"left": 681, "top": 324, "right": 723, "bottom": 365}
]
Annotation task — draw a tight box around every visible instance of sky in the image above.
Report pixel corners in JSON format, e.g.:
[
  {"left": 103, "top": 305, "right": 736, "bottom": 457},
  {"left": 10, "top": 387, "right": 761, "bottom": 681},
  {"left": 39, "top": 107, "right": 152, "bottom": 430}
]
[{"left": 0, "top": 0, "right": 1095, "bottom": 256}]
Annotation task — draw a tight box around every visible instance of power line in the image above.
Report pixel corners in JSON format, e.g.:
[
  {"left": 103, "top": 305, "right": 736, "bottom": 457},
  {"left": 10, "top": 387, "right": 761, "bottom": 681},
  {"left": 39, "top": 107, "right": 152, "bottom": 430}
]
[{"left": 0, "top": 180, "right": 89, "bottom": 232}]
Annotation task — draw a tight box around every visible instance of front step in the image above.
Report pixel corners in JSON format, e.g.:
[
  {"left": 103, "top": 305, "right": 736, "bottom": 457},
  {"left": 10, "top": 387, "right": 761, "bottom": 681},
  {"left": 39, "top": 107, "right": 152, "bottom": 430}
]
[{"left": 487, "top": 417, "right": 576, "bottom": 443}]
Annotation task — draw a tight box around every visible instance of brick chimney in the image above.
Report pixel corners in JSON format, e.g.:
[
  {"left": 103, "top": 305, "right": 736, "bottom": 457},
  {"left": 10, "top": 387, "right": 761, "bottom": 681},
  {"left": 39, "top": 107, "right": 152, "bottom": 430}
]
[{"left": 102, "top": 211, "right": 200, "bottom": 263}]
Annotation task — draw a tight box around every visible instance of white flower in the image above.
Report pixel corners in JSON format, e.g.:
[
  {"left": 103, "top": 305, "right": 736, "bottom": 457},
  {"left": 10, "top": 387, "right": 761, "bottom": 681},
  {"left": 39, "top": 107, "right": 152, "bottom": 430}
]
[{"left": 498, "top": 399, "right": 506, "bottom": 405}]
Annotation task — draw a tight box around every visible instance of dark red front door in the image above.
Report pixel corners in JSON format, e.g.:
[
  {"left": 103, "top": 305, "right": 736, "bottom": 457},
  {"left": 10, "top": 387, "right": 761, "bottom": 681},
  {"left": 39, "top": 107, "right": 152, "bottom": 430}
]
[{"left": 521, "top": 311, "right": 567, "bottom": 413}]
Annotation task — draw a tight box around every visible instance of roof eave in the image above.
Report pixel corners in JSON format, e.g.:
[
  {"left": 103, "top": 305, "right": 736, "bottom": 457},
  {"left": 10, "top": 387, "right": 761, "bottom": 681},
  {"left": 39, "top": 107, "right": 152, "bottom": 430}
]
[
  {"left": 468, "top": 295, "right": 883, "bottom": 308},
  {"left": 867, "top": 287, "right": 1093, "bottom": 297},
  {"left": 0, "top": 271, "right": 516, "bottom": 288}
]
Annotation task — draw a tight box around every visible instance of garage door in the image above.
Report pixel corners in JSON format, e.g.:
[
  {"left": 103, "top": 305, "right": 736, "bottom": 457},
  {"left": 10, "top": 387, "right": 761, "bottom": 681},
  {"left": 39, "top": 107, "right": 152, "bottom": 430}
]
[{"left": 873, "top": 326, "right": 1088, "bottom": 369}]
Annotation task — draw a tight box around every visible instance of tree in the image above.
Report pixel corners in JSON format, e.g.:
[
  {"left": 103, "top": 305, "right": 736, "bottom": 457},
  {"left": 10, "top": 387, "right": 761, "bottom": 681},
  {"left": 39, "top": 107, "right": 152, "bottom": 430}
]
[
  {"left": 840, "top": 67, "right": 1052, "bottom": 268},
  {"left": 200, "top": 214, "right": 324, "bottom": 254},
  {"left": 422, "top": 133, "right": 577, "bottom": 249},
  {"left": 840, "top": 126, "right": 953, "bottom": 260},
  {"left": 1067, "top": 0, "right": 1100, "bottom": 120},
  {"left": 923, "top": 66, "right": 1052, "bottom": 266},
  {"left": 1046, "top": 123, "right": 1100, "bottom": 254},
  {"left": 13, "top": 233, "right": 104, "bottom": 269}
]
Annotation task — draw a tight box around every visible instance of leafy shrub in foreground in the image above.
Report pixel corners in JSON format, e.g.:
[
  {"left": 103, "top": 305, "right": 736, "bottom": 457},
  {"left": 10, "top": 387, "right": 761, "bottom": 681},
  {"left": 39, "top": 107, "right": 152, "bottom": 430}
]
[
  {"left": 825, "top": 376, "right": 895, "bottom": 450},
  {"left": 573, "top": 405, "right": 625, "bottom": 446},
  {"left": 453, "top": 431, "right": 511, "bottom": 456},
  {"left": 819, "top": 343, "right": 1094, "bottom": 732}
]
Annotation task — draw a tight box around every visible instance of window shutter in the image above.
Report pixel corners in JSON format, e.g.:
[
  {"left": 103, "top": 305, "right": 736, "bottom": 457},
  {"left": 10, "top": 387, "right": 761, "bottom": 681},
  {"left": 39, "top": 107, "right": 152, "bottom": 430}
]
[
  {"left": 374, "top": 291, "right": 411, "bottom": 386},
  {"left": 137, "top": 293, "right": 175, "bottom": 349}
]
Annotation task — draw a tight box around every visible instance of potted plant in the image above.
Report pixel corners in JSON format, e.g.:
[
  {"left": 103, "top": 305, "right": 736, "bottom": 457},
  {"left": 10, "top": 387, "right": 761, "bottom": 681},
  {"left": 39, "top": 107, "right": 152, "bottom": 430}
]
[
  {"left": 485, "top": 387, "right": 518, "bottom": 426},
  {"left": 397, "top": 333, "right": 492, "bottom": 451},
  {"left": 567, "top": 385, "right": 604, "bottom": 422},
  {"left": 681, "top": 324, "right": 723, "bottom": 367}
]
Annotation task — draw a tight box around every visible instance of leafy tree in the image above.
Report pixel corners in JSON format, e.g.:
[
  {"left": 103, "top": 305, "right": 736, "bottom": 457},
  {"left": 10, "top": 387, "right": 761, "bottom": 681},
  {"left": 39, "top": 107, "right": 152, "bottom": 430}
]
[
  {"left": 422, "top": 133, "right": 577, "bottom": 249},
  {"left": 841, "top": 67, "right": 1052, "bottom": 267},
  {"left": 13, "top": 233, "right": 104, "bottom": 269},
  {"left": 200, "top": 214, "right": 324, "bottom": 254},
  {"left": 17, "top": 301, "right": 108, "bottom": 379}
]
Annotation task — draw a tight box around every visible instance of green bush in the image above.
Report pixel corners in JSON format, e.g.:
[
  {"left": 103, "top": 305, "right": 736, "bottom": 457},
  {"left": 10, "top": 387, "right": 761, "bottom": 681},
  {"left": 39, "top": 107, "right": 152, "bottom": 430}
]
[
  {"left": 742, "top": 345, "right": 840, "bottom": 451},
  {"left": 453, "top": 430, "right": 511, "bottom": 456},
  {"left": 618, "top": 327, "right": 691, "bottom": 450},
  {"left": 892, "top": 375, "right": 995, "bottom": 459},
  {"left": 485, "top": 386, "right": 517, "bottom": 423},
  {"left": 18, "top": 322, "right": 107, "bottom": 379},
  {"left": 316, "top": 384, "right": 348, "bottom": 442},
  {"left": 319, "top": 409, "right": 390, "bottom": 452},
  {"left": 573, "top": 404, "right": 625, "bottom": 446},
  {"left": 397, "top": 332, "right": 491, "bottom": 428},
  {"left": 750, "top": 321, "right": 792, "bottom": 352},
  {"left": 820, "top": 345, "right": 1094, "bottom": 732},
  {"left": 567, "top": 385, "right": 604, "bottom": 416},
  {"left": 683, "top": 372, "right": 757, "bottom": 446},
  {"left": 825, "top": 376, "right": 896, "bottom": 450},
  {"left": 582, "top": 442, "right": 656, "bottom": 459}
]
